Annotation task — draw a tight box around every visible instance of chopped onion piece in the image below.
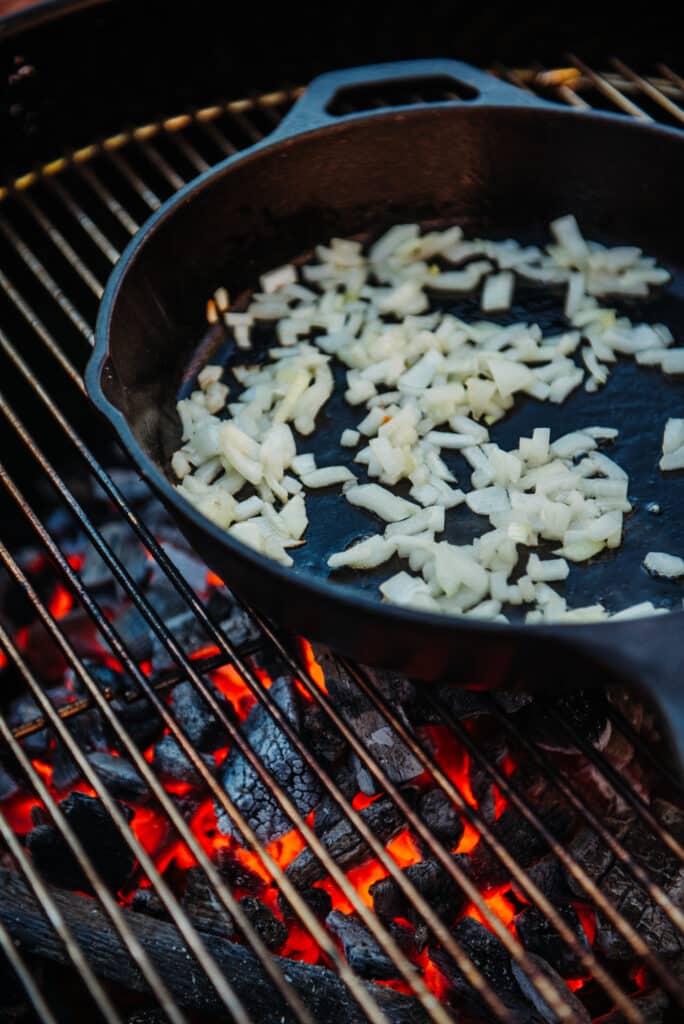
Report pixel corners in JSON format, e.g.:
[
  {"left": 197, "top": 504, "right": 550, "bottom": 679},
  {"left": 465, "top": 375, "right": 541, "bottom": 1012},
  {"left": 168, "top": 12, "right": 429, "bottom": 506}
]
[
  {"left": 481, "top": 271, "right": 514, "bottom": 312},
  {"left": 643, "top": 551, "right": 684, "bottom": 579},
  {"left": 301, "top": 466, "right": 356, "bottom": 488},
  {"left": 328, "top": 535, "right": 395, "bottom": 570},
  {"left": 345, "top": 484, "right": 419, "bottom": 522}
]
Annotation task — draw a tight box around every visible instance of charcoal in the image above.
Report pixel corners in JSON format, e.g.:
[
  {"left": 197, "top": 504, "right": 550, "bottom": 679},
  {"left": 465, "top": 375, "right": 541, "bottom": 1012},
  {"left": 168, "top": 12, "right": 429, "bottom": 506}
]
[
  {"left": 26, "top": 792, "right": 135, "bottom": 893},
  {"left": 104, "top": 468, "right": 152, "bottom": 505},
  {"left": 312, "top": 763, "right": 357, "bottom": 836},
  {"left": 417, "top": 789, "right": 464, "bottom": 847},
  {"left": 152, "top": 734, "right": 215, "bottom": 788},
  {"left": 110, "top": 693, "right": 163, "bottom": 750},
  {"left": 312, "top": 647, "right": 422, "bottom": 795},
  {"left": 431, "top": 917, "right": 557, "bottom": 1023},
  {"left": 87, "top": 752, "right": 149, "bottom": 803},
  {"left": 126, "top": 1012, "right": 168, "bottom": 1024},
  {"left": 81, "top": 523, "right": 150, "bottom": 593},
  {"left": 511, "top": 952, "right": 591, "bottom": 1024},
  {"left": 495, "top": 691, "right": 535, "bottom": 715},
  {"left": 517, "top": 691, "right": 611, "bottom": 753},
  {"left": 301, "top": 703, "right": 347, "bottom": 765},
  {"left": 596, "top": 987, "right": 669, "bottom": 1024},
  {"left": 388, "top": 918, "right": 419, "bottom": 956},
  {"left": 469, "top": 804, "right": 575, "bottom": 886},
  {"left": 182, "top": 867, "right": 234, "bottom": 939},
  {"left": 50, "top": 741, "right": 81, "bottom": 792},
  {"left": 215, "top": 847, "right": 266, "bottom": 894},
  {"left": 112, "top": 580, "right": 188, "bottom": 663},
  {"left": 568, "top": 822, "right": 684, "bottom": 958},
  {"left": 130, "top": 888, "right": 168, "bottom": 919},
  {"left": 216, "top": 676, "right": 321, "bottom": 844},
  {"left": 326, "top": 910, "right": 398, "bottom": 980},
  {"left": 168, "top": 680, "right": 229, "bottom": 752},
  {"left": 151, "top": 540, "right": 209, "bottom": 596},
  {"left": 287, "top": 796, "right": 404, "bottom": 889},
  {"left": 436, "top": 687, "right": 490, "bottom": 720},
  {"left": 7, "top": 694, "right": 49, "bottom": 758},
  {"left": 370, "top": 856, "right": 469, "bottom": 928},
  {"left": 279, "top": 885, "right": 333, "bottom": 922},
  {"left": 239, "top": 896, "right": 287, "bottom": 951},
  {"left": 0, "top": 761, "right": 18, "bottom": 801},
  {"left": 653, "top": 798, "right": 684, "bottom": 845},
  {"left": 207, "top": 592, "right": 260, "bottom": 649},
  {"left": 515, "top": 903, "right": 590, "bottom": 977},
  {"left": 511, "top": 855, "right": 573, "bottom": 904},
  {"left": 361, "top": 665, "right": 416, "bottom": 708}
]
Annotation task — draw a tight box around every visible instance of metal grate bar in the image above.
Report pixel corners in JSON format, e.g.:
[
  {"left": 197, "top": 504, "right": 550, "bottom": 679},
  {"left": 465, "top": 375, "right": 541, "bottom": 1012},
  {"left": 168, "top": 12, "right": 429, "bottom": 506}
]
[
  {"left": 17, "top": 193, "right": 104, "bottom": 298},
  {"left": 74, "top": 163, "right": 141, "bottom": 236},
  {"left": 566, "top": 55, "right": 653, "bottom": 119},
  {"left": 49, "top": 176, "right": 122, "bottom": 264},
  {"left": 611, "top": 59, "right": 684, "bottom": 123}
]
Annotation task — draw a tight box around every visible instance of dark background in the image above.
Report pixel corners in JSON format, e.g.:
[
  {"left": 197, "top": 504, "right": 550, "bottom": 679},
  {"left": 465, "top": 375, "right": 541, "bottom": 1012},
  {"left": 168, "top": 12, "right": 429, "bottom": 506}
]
[{"left": 0, "top": 0, "right": 681, "bottom": 179}]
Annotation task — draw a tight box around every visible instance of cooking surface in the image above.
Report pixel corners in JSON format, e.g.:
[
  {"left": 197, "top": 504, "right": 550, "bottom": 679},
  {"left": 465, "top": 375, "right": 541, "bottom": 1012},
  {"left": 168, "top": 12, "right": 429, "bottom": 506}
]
[{"left": 174, "top": 258, "right": 684, "bottom": 619}]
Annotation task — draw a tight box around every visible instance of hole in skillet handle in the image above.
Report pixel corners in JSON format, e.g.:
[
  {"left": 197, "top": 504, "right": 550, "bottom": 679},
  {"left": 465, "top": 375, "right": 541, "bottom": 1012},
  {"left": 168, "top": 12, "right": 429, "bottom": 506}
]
[{"left": 326, "top": 75, "right": 479, "bottom": 115}]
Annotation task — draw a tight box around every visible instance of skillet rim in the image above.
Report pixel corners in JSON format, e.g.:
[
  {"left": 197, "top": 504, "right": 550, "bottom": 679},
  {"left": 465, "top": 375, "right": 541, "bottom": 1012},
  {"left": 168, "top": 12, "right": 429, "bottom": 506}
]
[{"left": 86, "top": 94, "right": 684, "bottom": 644}]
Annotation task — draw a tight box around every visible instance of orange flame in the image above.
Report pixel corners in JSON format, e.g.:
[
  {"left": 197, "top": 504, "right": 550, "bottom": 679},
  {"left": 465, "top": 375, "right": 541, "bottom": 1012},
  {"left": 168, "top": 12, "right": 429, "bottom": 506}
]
[
  {"left": 298, "top": 640, "right": 328, "bottom": 698},
  {"left": 206, "top": 570, "right": 225, "bottom": 588},
  {"left": 464, "top": 884, "right": 516, "bottom": 930},
  {"left": 48, "top": 583, "right": 73, "bottom": 620}
]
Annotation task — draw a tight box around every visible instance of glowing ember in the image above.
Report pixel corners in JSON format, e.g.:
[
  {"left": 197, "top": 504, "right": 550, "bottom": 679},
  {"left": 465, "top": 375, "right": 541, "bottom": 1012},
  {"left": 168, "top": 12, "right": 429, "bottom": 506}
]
[
  {"left": 211, "top": 661, "right": 257, "bottom": 720},
  {"left": 206, "top": 570, "right": 225, "bottom": 588},
  {"left": 48, "top": 583, "right": 73, "bottom": 620},
  {"left": 464, "top": 884, "right": 517, "bottom": 931},
  {"left": 298, "top": 640, "right": 328, "bottom": 696}
]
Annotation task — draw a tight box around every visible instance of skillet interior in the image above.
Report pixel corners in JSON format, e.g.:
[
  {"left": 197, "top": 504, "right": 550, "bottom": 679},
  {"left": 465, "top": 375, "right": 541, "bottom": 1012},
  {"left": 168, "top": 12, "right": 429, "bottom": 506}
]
[{"left": 94, "top": 101, "right": 684, "bottom": 679}]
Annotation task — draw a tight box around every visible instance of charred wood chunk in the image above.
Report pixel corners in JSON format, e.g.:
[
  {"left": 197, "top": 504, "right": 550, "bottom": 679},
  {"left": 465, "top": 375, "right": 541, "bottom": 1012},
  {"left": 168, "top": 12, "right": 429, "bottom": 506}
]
[
  {"left": 286, "top": 797, "right": 404, "bottom": 890},
  {"left": 326, "top": 910, "right": 398, "bottom": 981},
  {"left": 168, "top": 680, "right": 229, "bottom": 752},
  {"left": 182, "top": 867, "right": 234, "bottom": 940},
  {"left": 417, "top": 789, "right": 464, "bottom": 848},
  {"left": 216, "top": 677, "right": 321, "bottom": 845},
  {"left": 87, "top": 752, "right": 149, "bottom": 803},
  {"left": 516, "top": 691, "right": 611, "bottom": 754},
  {"left": 515, "top": 903, "right": 590, "bottom": 978},
  {"left": 152, "top": 734, "right": 215, "bottom": 788},
  {"left": 511, "top": 952, "right": 591, "bottom": 1024},
  {"left": 239, "top": 896, "right": 287, "bottom": 951},
  {"left": 130, "top": 887, "right": 168, "bottom": 920},
  {"left": 568, "top": 822, "right": 684, "bottom": 958},
  {"left": 215, "top": 847, "right": 266, "bottom": 895},
  {"left": 469, "top": 804, "right": 574, "bottom": 887},
  {"left": 313, "top": 647, "right": 422, "bottom": 795},
  {"left": 431, "top": 917, "right": 589, "bottom": 1024},
  {"left": 511, "top": 855, "right": 573, "bottom": 904},
  {"left": 26, "top": 792, "right": 135, "bottom": 894},
  {"left": 279, "top": 884, "right": 333, "bottom": 923},
  {"left": 370, "top": 856, "right": 469, "bottom": 930},
  {"left": 312, "top": 762, "right": 358, "bottom": 837},
  {"left": 0, "top": 761, "right": 18, "bottom": 802},
  {"left": 301, "top": 703, "right": 347, "bottom": 765}
]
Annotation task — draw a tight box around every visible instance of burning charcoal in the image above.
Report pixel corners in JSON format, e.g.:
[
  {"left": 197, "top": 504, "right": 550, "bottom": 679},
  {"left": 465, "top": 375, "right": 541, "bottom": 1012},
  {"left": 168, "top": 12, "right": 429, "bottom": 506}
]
[
  {"left": 151, "top": 539, "right": 209, "bottom": 596},
  {"left": 287, "top": 797, "right": 404, "bottom": 889},
  {"left": 361, "top": 665, "right": 416, "bottom": 708},
  {"left": 216, "top": 676, "right": 321, "bottom": 844},
  {"left": 436, "top": 687, "right": 490, "bottom": 720},
  {"left": 87, "top": 752, "right": 149, "bottom": 803},
  {"left": 511, "top": 953, "right": 591, "bottom": 1024},
  {"left": 126, "top": 1013, "right": 168, "bottom": 1024},
  {"left": 326, "top": 910, "right": 398, "bottom": 980},
  {"left": 111, "top": 580, "right": 188, "bottom": 663},
  {"left": 568, "top": 822, "right": 684, "bottom": 958},
  {"left": 469, "top": 804, "right": 574, "bottom": 887},
  {"left": 169, "top": 680, "right": 229, "bottom": 752},
  {"left": 50, "top": 742, "right": 81, "bottom": 792},
  {"left": 7, "top": 694, "right": 49, "bottom": 758},
  {"left": 495, "top": 691, "right": 534, "bottom": 715},
  {"left": 312, "top": 763, "right": 357, "bottom": 836},
  {"left": 0, "top": 761, "right": 18, "bottom": 802},
  {"left": 152, "top": 734, "right": 215, "bottom": 788},
  {"left": 417, "top": 789, "right": 464, "bottom": 847},
  {"left": 388, "top": 918, "right": 418, "bottom": 956},
  {"left": 301, "top": 703, "right": 347, "bottom": 765},
  {"left": 81, "top": 523, "right": 151, "bottom": 593},
  {"left": 130, "top": 887, "right": 168, "bottom": 919},
  {"left": 313, "top": 647, "right": 422, "bottom": 795},
  {"left": 279, "top": 885, "right": 333, "bottom": 923},
  {"left": 431, "top": 917, "right": 589, "bottom": 1023},
  {"left": 215, "top": 847, "right": 266, "bottom": 895},
  {"left": 207, "top": 591, "right": 260, "bottom": 650},
  {"left": 104, "top": 468, "right": 153, "bottom": 505},
  {"left": 239, "top": 896, "right": 287, "bottom": 951},
  {"left": 183, "top": 867, "right": 234, "bottom": 940},
  {"left": 370, "top": 856, "right": 469, "bottom": 929},
  {"left": 517, "top": 691, "right": 611, "bottom": 754},
  {"left": 515, "top": 903, "right": 590, "bottom": 977},
  {"left": 111, "top": 693, "right": 163, "bottom": 751},
  {"left": 597, "top": 986, "right": 669, "bottom": 1024},
  {"left": 511, "top": 855, "right": 573, "bottom": 904},
  {"left": 653, "top": 798, "right": 684, "bottom": 845},
  {"left": 26, "top": 792, "right": 135, "bottom": 893}
]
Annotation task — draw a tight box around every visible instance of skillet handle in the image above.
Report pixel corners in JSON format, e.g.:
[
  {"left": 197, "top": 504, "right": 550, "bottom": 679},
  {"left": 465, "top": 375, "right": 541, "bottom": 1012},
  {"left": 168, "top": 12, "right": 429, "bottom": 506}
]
[
  {"left": 555, "top": 618, "right": 684, "bottom": 777},
  {"left": 270, "top": 58, "right": 552, "bottom": 141}
]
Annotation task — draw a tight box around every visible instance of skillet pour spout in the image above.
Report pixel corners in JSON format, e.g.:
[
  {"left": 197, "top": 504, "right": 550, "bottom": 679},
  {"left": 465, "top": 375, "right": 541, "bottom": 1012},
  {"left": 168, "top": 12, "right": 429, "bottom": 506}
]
[{"left": 87, "top": 58, "right": 684, "bottom": 774}]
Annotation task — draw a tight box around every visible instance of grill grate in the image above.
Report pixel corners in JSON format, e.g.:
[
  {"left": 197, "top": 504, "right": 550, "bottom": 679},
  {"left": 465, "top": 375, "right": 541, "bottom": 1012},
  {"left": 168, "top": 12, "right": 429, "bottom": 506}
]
[{"left": 0, "top": 58, "right": 683, "bottom": 1024}]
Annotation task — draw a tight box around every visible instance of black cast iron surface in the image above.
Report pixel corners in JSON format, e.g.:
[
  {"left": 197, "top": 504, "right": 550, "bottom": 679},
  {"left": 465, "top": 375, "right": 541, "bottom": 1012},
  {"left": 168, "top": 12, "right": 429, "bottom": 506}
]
[{"left": 89, "top": 60, "right": 684, "bottom": 761}]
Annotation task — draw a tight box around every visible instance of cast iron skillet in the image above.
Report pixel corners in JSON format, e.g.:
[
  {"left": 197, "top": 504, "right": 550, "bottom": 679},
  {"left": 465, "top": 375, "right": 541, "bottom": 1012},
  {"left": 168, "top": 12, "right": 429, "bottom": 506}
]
[{"left": 88, "top": 60, "right": 684, "bottom": 766}]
